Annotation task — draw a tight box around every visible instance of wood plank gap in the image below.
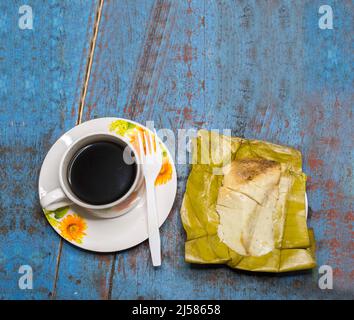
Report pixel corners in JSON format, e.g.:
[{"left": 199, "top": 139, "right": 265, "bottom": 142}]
[
  {"left": 77, "top": 0, "right": 104, "bottom": 125},
  {"left": 50, "top": 239, "right": 63, "bottom": 299},
  {"left": 107, "top": 253, "right": 117, "bottom": 300}
]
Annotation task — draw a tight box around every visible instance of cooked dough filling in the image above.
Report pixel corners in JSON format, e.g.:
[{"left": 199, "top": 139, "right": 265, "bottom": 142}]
[{"left": 217, "top": 159, "right": 281, "bottom": 256}]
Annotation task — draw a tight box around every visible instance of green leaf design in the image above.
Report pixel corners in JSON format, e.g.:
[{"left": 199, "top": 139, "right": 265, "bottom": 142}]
[
  {"left": 127, "top": 122, "right": 136, "bottom": 130},
  {"left": 47, "top": 216, "right": 59, "bottom": 228},
  {"left": 54, "top": 206, "right": 69, "bottom": 219}
]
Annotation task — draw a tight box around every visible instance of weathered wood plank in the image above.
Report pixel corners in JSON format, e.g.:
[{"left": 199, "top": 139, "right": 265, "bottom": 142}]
[
  {"left": 0, "top": 0, "right": 98, "bottom": 299},
  {"left": 53, "top": 0, "right": 156, "bottom": 299},
  {"left": 1, "top": 0, "right": 352, "bottom": 299},
  {"left": 236, "top": 0, "right": 353, "bottom": 297},
  {"left": 100, "top": 0, "right": 351, "bottom": 299},
  {"left": 300, "top": 0, "right": 353, "bottom": 294}
]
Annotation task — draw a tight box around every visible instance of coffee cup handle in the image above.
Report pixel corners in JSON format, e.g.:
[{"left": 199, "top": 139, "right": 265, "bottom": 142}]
[{"left": 40, "top": 188, "right": 72, "bottom": 211}]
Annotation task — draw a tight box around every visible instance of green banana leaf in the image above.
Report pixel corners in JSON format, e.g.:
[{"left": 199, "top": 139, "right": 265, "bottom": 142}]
[{"left": 181, "top": 130, "right": 316, "bottom": 272}]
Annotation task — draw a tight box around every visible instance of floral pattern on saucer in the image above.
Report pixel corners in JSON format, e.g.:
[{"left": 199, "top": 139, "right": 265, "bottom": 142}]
[
  {"left": 40, "top": 117, "right": 177, "bottom": 252},
  {"left": 45, "top": 207, "right": 87, "bottom": 244},
  {"left": 109, "top": 119, "right": 173, "bottom": 186}
]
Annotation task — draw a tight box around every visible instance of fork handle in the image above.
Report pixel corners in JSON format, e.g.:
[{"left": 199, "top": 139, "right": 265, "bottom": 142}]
[{"left": 145, "top": 180, "right": 161, "bottom": 266}]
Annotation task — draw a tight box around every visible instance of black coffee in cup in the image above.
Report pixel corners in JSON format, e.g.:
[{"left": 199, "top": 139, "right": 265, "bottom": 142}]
[{"left": 67, "top": 141, "right": 137, "bottom": 205}]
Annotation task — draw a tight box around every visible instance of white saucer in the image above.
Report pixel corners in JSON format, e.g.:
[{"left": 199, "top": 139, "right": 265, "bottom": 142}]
[{"left": 38, "top": 117, "right": 177, "bottom": 252}]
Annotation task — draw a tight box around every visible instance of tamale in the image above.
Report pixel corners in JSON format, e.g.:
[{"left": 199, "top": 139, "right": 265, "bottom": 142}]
[{"left": 181, "top": 130, "right": 316, "bottom": 272}]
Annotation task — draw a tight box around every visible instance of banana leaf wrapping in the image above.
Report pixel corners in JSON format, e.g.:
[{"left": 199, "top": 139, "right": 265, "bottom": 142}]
[{"left": 181, "top": 130, "right": 316, "bottom": 272}]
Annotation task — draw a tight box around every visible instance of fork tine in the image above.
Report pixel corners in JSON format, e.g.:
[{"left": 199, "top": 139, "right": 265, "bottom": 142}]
[
  {"left": 138, "top": 131, "right": 145, "bottom": 161},
  {"left": 143, "top": 131, "right": 150, "bottom": 155},
  {"left": 153, "top": 128, "right": 160, "bottom": 153},
  {"left": 149, "top": 130, "right": 155, "bottom": 154}
]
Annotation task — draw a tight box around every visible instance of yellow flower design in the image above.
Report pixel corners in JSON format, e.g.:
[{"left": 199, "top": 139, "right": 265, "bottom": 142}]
[
  {"left": 109, "top": 119, "right": 129, "bottom": 135},
  {"left": 59, "top": 214, "right": 87, "bottom": 244},
  {"left": 155, "top": 157, "right": 173, "bottom": 186},
  {"left": 109, "top": 119, "right": 136, "bottom": 136}
]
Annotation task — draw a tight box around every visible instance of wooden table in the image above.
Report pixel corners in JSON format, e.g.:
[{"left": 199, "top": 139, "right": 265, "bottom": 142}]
[{"left": 0, "top": 0, "right": 352, "bottom": 299}]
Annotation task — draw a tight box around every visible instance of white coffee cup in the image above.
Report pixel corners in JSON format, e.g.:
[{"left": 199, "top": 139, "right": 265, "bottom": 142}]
[{"left": 40, "top": 132, "right": 143, "bottom": 218}]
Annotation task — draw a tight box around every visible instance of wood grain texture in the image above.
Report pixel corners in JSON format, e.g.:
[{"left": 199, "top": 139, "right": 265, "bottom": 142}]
[
  {"left": 0, "top": 0, "right": 98, "bottom": 299},
  {"left": 83, "top": 0, "right": 353, "bottom": 299},
  {"left": 1, "top": 0, "right": 353, "bottom": 299},
  {"left": 53, "top": 0, "right": 156, "bottom": 300}
]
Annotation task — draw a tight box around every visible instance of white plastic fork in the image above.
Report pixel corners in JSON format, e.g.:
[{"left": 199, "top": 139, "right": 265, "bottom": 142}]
[{"left": 138, "top": 129, "right": 163, "bottom": 266}]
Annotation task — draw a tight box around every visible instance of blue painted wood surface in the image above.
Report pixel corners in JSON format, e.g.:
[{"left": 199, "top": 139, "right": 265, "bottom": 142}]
[
  {"left": 0, "top": 0, "right": 99, "bottom": 299},
  {"left": 0, "top": 0, "right": 352, "bottom": 299}
]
